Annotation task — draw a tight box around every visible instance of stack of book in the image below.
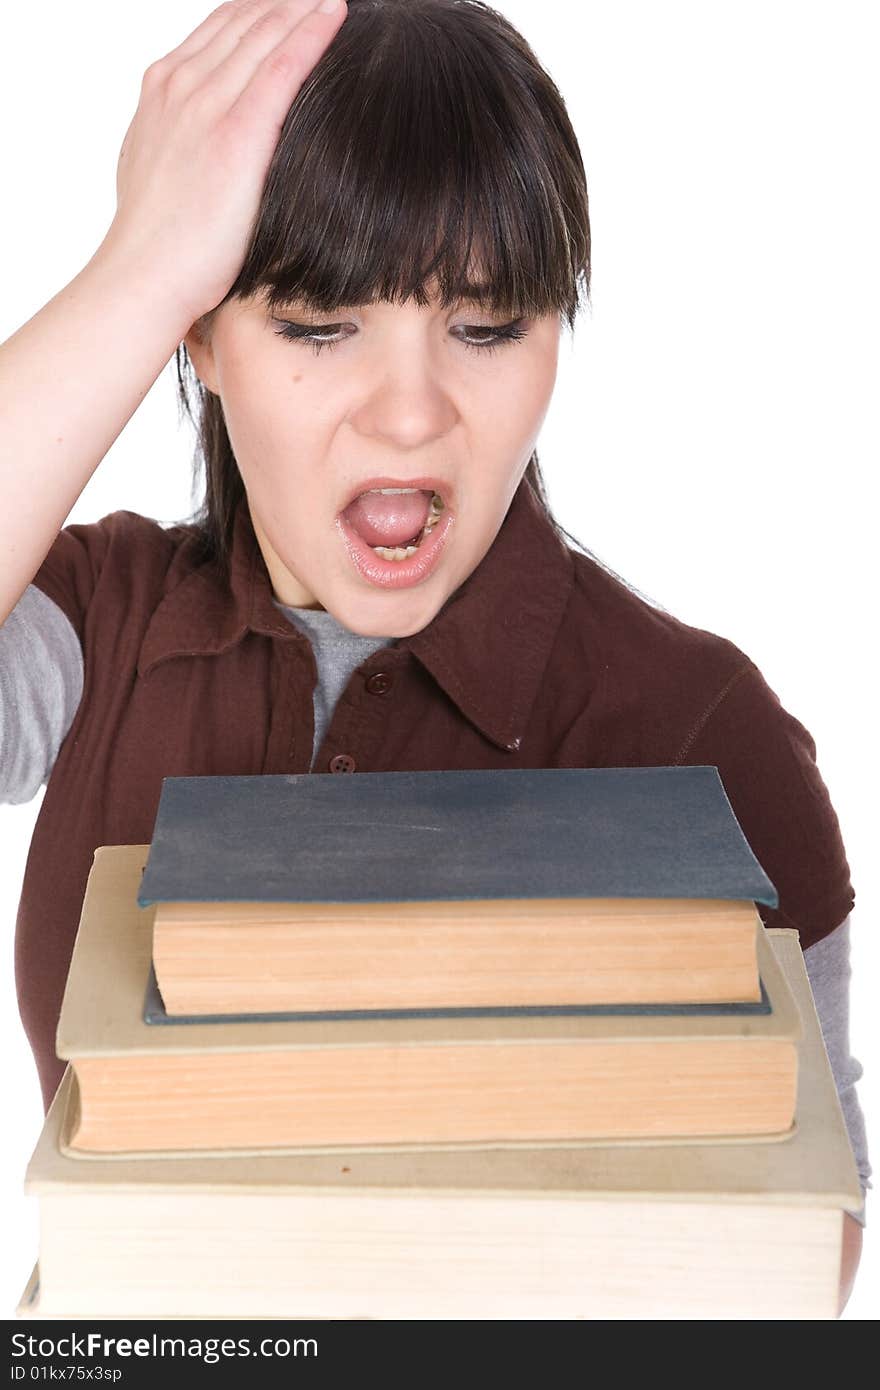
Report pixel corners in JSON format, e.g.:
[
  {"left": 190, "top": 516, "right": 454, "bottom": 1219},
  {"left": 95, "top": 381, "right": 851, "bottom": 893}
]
[{"left": 16, "top": 767, "right": 862, "bottom": 1319}]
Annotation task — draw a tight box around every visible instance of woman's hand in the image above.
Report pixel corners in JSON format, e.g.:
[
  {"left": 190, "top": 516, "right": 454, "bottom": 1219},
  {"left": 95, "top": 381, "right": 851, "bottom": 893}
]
[{"left": 97, "top": 0, "right": 347, "bottom": 325}]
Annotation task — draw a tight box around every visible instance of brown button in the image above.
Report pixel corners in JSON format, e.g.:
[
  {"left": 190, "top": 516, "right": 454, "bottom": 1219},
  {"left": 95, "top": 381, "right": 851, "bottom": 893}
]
[
  {"left": 329, "top": 754, "right": 357, "bottom": 773},
  {"left": 365, "top": 671, "right": 393, "bottom": 696}
]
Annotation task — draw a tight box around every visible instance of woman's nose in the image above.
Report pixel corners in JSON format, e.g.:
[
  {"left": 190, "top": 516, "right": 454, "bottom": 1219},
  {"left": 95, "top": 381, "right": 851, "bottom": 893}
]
[{"left": 349, "top": 347, "right": 460, "bottom": 449}]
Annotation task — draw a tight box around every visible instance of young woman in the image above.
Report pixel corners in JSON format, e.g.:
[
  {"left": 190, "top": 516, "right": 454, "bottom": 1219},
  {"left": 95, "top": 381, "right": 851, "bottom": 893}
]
[{"left": 0, "top": 0, "right": 869, "bottom": 1312}]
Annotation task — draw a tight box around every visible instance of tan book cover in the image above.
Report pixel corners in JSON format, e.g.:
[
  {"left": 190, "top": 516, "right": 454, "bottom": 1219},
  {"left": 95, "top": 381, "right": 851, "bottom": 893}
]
[
  {"left": 21, "top": 929, "right": 861, "bottom": 1320},
  {"left": 56, "top": 846, "right": 801, "bottom": 1152}
]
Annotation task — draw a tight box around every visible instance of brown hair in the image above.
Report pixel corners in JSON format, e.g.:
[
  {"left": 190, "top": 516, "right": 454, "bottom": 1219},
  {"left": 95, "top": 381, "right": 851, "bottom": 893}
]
[{"left": 174, "top": 0, "right": 593, "bottom": 581}]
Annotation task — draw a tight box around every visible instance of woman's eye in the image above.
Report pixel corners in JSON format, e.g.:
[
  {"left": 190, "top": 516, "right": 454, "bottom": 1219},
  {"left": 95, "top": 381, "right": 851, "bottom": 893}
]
[
  {"left": 271, "top": 321, "right": 352, "bottom": 355},
  {"left": 271, "top": 318, "right": 529, "bottom": 356},
  {"left": 455, "top": 320, "right": 529, "bottom": 355}
]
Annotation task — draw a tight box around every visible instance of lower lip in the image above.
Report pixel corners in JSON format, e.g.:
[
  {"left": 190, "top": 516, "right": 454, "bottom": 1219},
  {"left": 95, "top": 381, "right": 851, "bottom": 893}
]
[{"left": 335, "top": 508, "right": 455, "bottom": 590}]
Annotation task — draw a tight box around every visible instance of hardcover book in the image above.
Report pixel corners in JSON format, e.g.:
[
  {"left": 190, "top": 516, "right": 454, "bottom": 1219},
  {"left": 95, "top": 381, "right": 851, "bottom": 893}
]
[{"left": 140, "top": 766, "right": 777, "bottom": 1013}]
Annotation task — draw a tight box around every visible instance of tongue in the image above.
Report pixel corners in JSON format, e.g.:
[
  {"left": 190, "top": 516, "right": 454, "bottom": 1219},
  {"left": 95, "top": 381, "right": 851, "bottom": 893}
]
[{"left": 341, "top": 490, "right": 433, "bottom": 547}]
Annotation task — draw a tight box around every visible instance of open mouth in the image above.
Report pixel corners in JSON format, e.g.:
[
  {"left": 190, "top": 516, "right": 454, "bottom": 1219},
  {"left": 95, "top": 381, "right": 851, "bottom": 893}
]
[{"left": 335, "top": 486, "right": 454, "bottom": 589}]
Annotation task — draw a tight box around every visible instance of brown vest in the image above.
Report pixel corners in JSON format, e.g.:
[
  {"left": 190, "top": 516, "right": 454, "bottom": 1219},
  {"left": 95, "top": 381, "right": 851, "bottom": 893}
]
[{"left": 19, "top": 478, "right": 854, "bottom": 1109}]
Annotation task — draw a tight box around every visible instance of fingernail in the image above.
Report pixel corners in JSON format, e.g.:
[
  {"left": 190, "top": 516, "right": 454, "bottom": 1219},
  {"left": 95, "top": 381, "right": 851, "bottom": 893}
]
[{"left": 318, "top": 0, "right": 341, "bottom": 13}]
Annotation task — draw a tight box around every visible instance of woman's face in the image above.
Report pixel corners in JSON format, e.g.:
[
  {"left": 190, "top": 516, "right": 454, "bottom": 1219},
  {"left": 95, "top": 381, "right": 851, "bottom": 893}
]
[{"left": 184, "top": 281, "right": 562, "bottom": 637}]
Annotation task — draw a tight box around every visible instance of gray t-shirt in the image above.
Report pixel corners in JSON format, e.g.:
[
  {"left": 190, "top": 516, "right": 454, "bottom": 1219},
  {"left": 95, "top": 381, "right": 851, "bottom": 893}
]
[{"left": 0, "top": 583, "right": 871, "bottom": 1222}]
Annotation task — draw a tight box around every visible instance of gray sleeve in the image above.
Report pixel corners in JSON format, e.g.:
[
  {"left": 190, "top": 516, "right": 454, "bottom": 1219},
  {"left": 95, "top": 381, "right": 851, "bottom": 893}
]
[
  {"left": 0, "top": 584, "right": 84, "bottom": 804},
  {"left": 802, "top": 914, "right": 871, "bottom": 1227}
]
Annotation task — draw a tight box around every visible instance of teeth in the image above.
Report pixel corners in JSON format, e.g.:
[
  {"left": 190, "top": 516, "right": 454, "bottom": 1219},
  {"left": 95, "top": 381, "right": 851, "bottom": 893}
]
[
  {"left": 361, "top": 487, "right": 445, "bottom": 506},
  {"left": 372, "top": 545, "right": 419, "bottom": 560}
]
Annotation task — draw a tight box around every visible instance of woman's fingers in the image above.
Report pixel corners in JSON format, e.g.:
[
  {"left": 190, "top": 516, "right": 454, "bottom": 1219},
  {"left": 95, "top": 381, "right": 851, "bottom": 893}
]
[
  {"left": 102, "top": 0, "right": 348, "bottom": 325},
  {"left": 193, "top": 1, "right": 343, "bottom": 111},
  {"left": 221, "top": 2, "right": 347, "bottom": 124},
  {"left": 157, "top": 1, "right": 323, "bottom": 97}
]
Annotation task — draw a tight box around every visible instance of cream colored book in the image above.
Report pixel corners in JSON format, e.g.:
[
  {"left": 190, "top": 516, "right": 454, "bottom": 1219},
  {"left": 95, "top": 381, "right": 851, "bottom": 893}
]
[
  {"left": 56, "top": 847, "right": 800, "bottom": 1153},
  {"left": 20, "top": 929, "right": 861, "bottom": 1320}
]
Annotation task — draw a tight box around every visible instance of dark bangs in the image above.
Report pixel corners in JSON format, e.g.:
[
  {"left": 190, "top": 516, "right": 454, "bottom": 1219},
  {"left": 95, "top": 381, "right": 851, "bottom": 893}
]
[
  {"left": 175, "top": 0, "right": 593, "bottom": 578},
  {"left": 231, "top": 0, "right": 591, "bottom": 326}
]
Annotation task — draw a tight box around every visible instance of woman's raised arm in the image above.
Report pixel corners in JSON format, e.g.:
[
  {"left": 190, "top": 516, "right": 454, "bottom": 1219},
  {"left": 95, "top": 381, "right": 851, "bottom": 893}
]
[{"left": 0, "top": 0, "right": 346, "bottom": 628}]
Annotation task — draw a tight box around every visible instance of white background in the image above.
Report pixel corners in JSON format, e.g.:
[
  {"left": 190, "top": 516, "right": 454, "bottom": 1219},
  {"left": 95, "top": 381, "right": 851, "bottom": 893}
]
[{"left": 0, "top": 0, "right": 877, "bottom": 1320}]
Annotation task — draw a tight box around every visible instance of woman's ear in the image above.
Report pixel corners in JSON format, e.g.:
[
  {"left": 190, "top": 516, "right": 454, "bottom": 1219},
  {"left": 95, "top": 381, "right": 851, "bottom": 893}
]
[{"left": 183, "top": 315, "right": 220, "bottom": 394}]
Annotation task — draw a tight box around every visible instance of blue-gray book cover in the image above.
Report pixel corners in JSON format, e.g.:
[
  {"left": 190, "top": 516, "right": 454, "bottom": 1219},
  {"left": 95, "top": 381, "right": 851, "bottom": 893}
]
[{"left": 137, "top": 765, "right": 778, "bottom": 909}]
